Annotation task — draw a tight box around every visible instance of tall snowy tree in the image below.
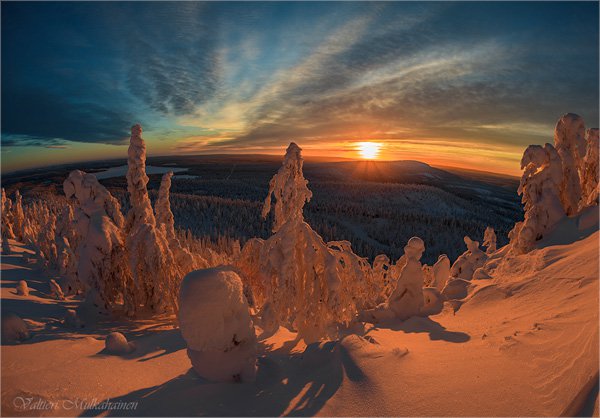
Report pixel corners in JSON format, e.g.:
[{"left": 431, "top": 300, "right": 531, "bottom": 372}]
[
  {"left": 511, "top": 144, "right": 565, "bottom": 253},
  {"left": 237, "top": 143, "right": 375, "bottom": 343},
  {"left": 1, "top": 189, "right": 15, "bottom": 240},
  {"left": 580, "top": 128, "right": 599, "bottom": 209},
  {"left": 483, "top": 227, "right": 497, "bottom": 254},
  {"left": 155, "top": 172, "right": 206, "bottom": 273},
  {"left": 125, "top": 124, "right": 180, "bottom": 314},
  {"left": 554, "top": 113, "right": 586, "bottom": 215},
  {"left": 12, "top": 190, "right": 25, "bottom": 241},
  {"left": 55, "top": 206, "right": 81, "bottom": 294},
  {"left": 64, "top": 170, "right": 133, "bottom": 314}
]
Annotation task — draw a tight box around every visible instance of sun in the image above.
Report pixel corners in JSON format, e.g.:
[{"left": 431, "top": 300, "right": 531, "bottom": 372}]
[{"left": 357, "top": 142, "right": 382, "bottom": 160}]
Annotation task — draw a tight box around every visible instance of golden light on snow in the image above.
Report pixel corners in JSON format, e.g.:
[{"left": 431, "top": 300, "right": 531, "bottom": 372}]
[{"left": 357, "top": 142, "right": 382, "bottom": 159}]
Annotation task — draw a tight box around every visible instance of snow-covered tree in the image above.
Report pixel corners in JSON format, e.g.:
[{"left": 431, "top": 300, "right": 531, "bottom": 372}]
[
  {"left": 237, "top": 143, "right": 376, "bottom": 343},
  {"left": 510, "top": 144, "right": 564, "bottom": 253},
  {"left": 64, "top": 170, "right": 133, "bottom": 313},
  {"left": 125, "top": 124, "right": 179, "bottom": 314},
  {"left": 388, "top": 237, "right": 426, "bottom": 320},
  {"left": 12, "top": 190, "right": 25, "bottom": 241},
  {"left": 55, "top": 206, "right": 81, "bottom": 294},
  {"left": 359, "top": 237, "right": 432, "bottom": 323},
  {"left": 155, "top": 171, "right": 205, "bottom": 273},
  {"left": 580, "top": 128, "right": 599, "bottom": 209},
  {"left": 1, "top": 189, "right": 15, "bottom": 240},
  {"left": 261, "top": 142, "right": 313, "bottom": 233},
  {"left": 430, "top": 254, "right": 450, "bottom": 291},
  {"left": 450, "top": 236, "right": 487, "bottom": 280},
  {"left": 483, "top": 226, "right": 497, "bottom": 254},
  {"left": 372, "top": 254, "right": 394, "bottom": 303},
  {"left": 554, "top": 113, "right": 586, "bottom": 215},
  {"left": 37, "top": 213, "right": 58, "bottom": 269},
  {"left": 178, "top": 267, "right": 257, "bottom": 382}
]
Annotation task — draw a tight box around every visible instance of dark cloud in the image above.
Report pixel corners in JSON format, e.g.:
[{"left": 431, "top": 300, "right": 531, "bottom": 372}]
[{"left": 2, "top": 88, "right": 132, "bottom": 146}]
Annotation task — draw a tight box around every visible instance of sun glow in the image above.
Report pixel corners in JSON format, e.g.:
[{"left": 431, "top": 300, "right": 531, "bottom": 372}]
[{"left": 357, "top": 142, "right": 382, "bottom": 159}]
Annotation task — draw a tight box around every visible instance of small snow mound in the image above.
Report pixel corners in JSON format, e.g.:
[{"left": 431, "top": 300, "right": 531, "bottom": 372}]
[
  {"left": 1, "top": 312, "right": 30, "bottom": 344},
  {"left": 441, "top": 278, "right": 473, "bottom": 300},
  {"left": 391, "top": 347, "right": 409, "bottom": 358},
  {"left": 105, "top": 332, "right": 135, "bottom": 354},
  {"left": 473, "top": 268, "right": 492, "bottom": 280},
  {"left": 420, "top": 287, "right": 443, "bottom": 316},
  {"left": 63, "top": 309, "right": 84, "bottom": 329},
  {"left": 16, "top": 280, "right": 29, "bottom": 296}
]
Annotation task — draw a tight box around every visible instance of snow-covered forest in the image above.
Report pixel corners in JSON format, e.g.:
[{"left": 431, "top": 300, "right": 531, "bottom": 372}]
[{"left": 1, "top": 113, "right": 598, "bottom": 416}]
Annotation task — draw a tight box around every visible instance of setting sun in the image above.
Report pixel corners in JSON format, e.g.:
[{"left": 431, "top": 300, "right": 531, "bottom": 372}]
[{"left": 357, "top": 142, "right": 382, "bottom": 159}]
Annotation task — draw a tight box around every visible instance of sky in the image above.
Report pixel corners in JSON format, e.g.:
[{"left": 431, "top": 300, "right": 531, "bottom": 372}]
[{"left": 2, "top": 1, "right": 598, "bottom": 176}]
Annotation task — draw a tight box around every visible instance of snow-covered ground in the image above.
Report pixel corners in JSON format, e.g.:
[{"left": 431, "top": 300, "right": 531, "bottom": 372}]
[{"left": 2, "top": 220, "right": 597, "bottom": 416}]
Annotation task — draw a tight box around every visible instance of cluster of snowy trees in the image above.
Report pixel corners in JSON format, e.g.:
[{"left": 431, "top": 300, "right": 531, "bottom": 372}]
[
  {"left": 510, "top": 114, "right": 599, "bottom": 253},
  {"left": 1, "top": 125, "right": 229, "bottom": 316},
  {"left": 3, "top": 114, "right": 595, "bottom": 382},
  {"left": 179, "top": 141, "right": 504, "bottom": 381}
]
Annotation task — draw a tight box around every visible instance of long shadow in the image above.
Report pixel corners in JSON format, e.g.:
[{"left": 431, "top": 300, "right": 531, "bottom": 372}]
[
  {"left": 80, "top": 341, "right": 350, "bottom": 417},
  {"left": 92, "top": 328, "right": 186, "bottom": 362},
  {"left": 367, "top": 316, "right": 470, "bottom": 343}
]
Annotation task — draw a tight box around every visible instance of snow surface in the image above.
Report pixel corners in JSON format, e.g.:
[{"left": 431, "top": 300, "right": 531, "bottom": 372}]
[{"left": 1, "top": 218, "right": 598, "bottom": 416}]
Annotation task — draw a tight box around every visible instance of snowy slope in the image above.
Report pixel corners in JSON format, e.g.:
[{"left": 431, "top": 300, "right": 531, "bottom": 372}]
[{"left": 1, "top": 225, "right": 598, "bottom": 416}]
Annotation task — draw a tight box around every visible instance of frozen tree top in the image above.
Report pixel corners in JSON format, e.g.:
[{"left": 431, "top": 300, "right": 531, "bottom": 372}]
[
  {"left": 262, "top": 142, "right": 313, "bottom": 232},
  {"left": 63, "top": 170, "right": 124, "bottom": 227},
  {"left": 554, "top": 113, "right": 586, "bottom": 157},
  {"left": 127, "top": 123, "right": 155, "bottom": 226}
]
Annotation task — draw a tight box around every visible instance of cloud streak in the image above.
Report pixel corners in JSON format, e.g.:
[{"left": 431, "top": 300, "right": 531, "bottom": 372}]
[{"left": 1, "top": 1, "right": 598, "bottom": 175}]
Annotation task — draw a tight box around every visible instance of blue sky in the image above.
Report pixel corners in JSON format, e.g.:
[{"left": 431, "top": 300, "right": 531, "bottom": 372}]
[{"left": 2, "top": 1, "right": 598, "bottom": 174}]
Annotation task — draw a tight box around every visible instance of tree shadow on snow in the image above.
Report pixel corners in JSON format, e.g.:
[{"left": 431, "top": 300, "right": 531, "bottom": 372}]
[
  {"left": 92, "top": 328, "right": 186, "bottom": 362},
  {"left": 367, "top": 316, "right": 471, "bottom": 343},
  {"left": 80, "top": 340, "right": 356, "bottom": 417}
]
